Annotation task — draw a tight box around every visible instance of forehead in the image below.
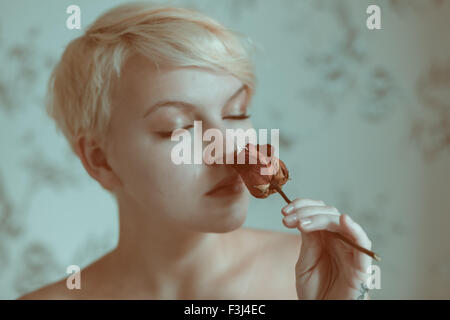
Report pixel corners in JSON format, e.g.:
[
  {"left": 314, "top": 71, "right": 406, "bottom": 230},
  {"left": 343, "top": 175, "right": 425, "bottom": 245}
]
[{"left": 113, "top": 54, "right": 244, "bottom": 110}]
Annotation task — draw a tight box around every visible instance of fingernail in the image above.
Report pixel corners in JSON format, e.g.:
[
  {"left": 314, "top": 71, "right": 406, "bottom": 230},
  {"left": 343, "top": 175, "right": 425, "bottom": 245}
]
[
  {"left": 300, "top": 219, "right": 312, "bottom": 227},
  {"left": 283, "top": 205, "right": 294, "bottom": 214},
  {"left": 283, "top": 214, "right": 298, "bottom": 226}
]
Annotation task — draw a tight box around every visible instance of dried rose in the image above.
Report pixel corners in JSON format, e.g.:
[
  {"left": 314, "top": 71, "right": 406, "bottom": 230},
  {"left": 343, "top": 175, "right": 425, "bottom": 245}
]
[{"left": 230, "top": 143, "right": 289, "bottom": 198}]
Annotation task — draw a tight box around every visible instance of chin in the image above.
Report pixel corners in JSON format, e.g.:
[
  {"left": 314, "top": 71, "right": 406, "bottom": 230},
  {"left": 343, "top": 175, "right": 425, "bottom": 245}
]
[{"left": 204, "top": 208, "right": 248, "bottom": 233}]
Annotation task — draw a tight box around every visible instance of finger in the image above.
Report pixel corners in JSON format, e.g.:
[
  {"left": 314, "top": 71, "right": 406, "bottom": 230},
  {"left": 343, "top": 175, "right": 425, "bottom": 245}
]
[
  {"left": 281, "top": 198, "right": 326, "bottom": 216},
  {"left": 294, "top": 213, "right": 342, "bottom": 232},
  {"left": 295, "top": 214, "right": 373, "bottom": 277},
  {"left": 341, "top": 214, "right": 373, "bottom": 272},
  {"left": 282, "top": 206, "right": 340, "bottom": 228}
]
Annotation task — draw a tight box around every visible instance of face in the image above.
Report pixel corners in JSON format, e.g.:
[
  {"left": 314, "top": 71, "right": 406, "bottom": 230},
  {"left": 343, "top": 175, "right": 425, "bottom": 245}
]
[{"left": 105, "top": 54, "right": 253, "bottom": 233}]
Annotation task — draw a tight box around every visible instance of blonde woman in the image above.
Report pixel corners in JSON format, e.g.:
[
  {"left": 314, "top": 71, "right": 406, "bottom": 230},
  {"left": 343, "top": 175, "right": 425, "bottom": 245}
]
[{"left": 19, "top": 2, "right": 373, "bottom": 300}]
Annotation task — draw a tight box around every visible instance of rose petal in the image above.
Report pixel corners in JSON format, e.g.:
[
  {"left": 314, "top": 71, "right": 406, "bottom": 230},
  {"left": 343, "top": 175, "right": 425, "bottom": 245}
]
[{"left": 230, "top": 143, "right": 290, "bottom": 199}]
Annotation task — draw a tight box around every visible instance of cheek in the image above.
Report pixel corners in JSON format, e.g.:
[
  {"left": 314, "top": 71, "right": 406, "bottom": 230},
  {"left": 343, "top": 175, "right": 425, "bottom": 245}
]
[
  {"left": 154, "top": 165, "right": 202, "bottom": 206},
  {"left": 111, "top": 130, "right": 201, "bottom": 202}
]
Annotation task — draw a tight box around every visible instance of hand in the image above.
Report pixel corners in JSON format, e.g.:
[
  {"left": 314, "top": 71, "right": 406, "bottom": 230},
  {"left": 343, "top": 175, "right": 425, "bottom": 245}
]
[{"left": 281, "top": 197, "right": 373, "bottom": 300}]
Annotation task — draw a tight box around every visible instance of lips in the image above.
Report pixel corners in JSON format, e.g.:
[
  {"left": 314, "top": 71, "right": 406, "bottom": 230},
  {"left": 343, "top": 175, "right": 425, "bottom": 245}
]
[{"left": 205, "top": 173, "right": 243, "bottom": 196}]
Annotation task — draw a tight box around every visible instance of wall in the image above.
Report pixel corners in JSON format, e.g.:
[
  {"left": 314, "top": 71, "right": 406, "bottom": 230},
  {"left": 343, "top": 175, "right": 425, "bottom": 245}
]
[{"left": 0, "top": 0, "right": 449, "bottom": 299}]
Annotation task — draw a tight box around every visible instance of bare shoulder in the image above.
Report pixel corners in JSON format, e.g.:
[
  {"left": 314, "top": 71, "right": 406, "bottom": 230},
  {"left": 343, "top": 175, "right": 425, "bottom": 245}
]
[
  {"left": 17, "top": 254, "right": 114, "bottom": 300},
  {"left": 241, "top": 227, "right": 301, "bottom": 257},
  {"left": 239, "top": 227, "right": 301, "bottom": 299},
  {"left": 17, "top": 278, "right": 78, "bottom": 300}
]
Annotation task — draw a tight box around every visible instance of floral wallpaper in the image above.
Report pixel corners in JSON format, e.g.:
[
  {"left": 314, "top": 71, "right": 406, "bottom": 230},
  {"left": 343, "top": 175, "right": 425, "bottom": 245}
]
[{"left": 0, "top": 0, "right": 449, "bottom": 299}]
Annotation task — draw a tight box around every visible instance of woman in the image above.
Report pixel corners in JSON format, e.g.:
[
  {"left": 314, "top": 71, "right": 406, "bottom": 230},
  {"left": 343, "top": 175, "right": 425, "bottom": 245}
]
[{"left": 19, "top": 2, "right": 373, "bottom": 300}]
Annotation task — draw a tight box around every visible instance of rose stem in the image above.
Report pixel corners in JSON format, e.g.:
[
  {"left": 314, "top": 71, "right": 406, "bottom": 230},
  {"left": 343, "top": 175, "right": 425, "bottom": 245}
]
[{"left": 271, "top": 184, "right": 381, "bottom": 262}]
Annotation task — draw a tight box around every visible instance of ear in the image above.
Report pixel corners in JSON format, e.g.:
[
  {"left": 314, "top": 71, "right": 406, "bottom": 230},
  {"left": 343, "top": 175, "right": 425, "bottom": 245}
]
[{"left": 76, "top": 135, "right": 122, "bottom": 191}]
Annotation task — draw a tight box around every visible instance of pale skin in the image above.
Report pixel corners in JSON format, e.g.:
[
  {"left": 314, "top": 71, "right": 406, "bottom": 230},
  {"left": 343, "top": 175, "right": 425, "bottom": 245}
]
[{"left": 18, "top": 53, "right": 372, "bottom": 300}]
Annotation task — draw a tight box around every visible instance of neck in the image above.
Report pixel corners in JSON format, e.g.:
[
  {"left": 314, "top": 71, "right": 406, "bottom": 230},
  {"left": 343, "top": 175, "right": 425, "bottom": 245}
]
[{"left": 108, "top": 192, "right": 238, "bottom": 297}]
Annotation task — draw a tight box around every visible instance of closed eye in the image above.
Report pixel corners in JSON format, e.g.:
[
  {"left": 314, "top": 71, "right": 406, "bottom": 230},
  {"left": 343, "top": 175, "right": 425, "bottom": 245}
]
[
  {"left": 222, "top": 114, "right": 251, "bottom": 120},
  {"left": 156, "top": 114, "right": 251, "bottom": 138},
  {"left": 156, "top": 124, "right": 194, "bottom": 138}
]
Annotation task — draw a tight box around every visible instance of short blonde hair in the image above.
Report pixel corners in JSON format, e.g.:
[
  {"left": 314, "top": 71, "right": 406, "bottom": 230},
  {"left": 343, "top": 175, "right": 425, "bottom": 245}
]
[{"left": 46, "top": 2, "right": 257, "bottom": 155}]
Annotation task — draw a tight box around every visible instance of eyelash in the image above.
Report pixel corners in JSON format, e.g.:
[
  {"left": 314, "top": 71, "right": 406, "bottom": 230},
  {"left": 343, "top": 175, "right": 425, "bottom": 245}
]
[
  {"left": 156, "top": 114, "right": 251, "bottom": 138},
  {"left": 156, "top": 125, "right": 194, "bottom": 138},
  {"left": 222, "top": 114, "right": 251, "bottom": 120}
]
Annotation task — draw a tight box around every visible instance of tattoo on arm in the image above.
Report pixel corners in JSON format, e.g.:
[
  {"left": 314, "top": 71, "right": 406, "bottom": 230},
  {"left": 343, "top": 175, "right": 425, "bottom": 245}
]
[{"left": 356, "top": 282, "right": 369, "bottom": 300}]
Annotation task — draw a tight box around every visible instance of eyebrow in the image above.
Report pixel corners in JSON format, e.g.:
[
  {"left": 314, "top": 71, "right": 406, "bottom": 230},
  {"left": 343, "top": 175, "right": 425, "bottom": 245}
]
[{"left": 142, "top": 84, "right": 247, "bottom": 118}]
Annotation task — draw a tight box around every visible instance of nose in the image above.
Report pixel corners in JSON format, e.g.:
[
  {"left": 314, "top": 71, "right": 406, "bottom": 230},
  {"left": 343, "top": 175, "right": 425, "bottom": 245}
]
[{"left": 201, "top": 118, "right": 243, "bottom": 166}]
